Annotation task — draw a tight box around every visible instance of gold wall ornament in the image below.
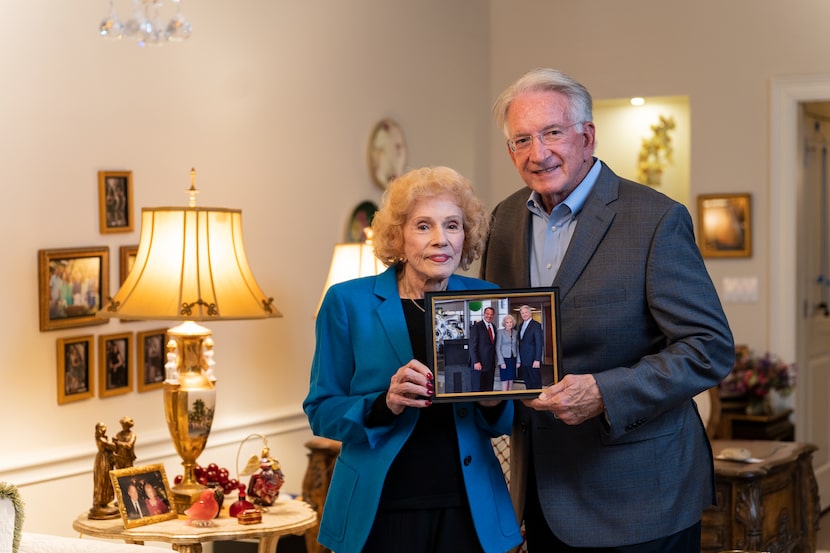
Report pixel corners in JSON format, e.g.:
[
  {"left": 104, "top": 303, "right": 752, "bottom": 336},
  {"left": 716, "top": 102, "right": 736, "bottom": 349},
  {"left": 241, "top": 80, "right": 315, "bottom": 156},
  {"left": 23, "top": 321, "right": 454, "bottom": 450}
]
[{"left": 637, "top": 115, "right": 676, "bottom": 186}]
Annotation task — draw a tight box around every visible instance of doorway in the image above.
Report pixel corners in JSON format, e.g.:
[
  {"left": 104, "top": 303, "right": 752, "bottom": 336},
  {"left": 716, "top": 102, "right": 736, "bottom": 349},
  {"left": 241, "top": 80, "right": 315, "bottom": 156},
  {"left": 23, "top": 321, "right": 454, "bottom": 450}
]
[{"left": 771, "top": 76, "right": 830, "bottom": 509}]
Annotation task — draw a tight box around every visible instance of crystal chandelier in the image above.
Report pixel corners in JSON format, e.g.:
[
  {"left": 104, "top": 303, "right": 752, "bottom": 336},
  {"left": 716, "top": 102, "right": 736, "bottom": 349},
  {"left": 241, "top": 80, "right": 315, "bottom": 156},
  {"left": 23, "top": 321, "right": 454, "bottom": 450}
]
[{"left": 99, "top": 0, "right": 192, "bottom": 46}]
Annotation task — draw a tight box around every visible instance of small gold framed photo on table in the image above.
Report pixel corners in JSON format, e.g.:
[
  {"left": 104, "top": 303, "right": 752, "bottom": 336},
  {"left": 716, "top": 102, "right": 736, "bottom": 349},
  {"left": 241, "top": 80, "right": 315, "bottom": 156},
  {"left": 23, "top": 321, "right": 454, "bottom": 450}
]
[
  {"left": 424, "top": 287, "right": 561, "bottom": 402},
  {"left": 110, "top": 464, "right": 177, "bottom": 528}
]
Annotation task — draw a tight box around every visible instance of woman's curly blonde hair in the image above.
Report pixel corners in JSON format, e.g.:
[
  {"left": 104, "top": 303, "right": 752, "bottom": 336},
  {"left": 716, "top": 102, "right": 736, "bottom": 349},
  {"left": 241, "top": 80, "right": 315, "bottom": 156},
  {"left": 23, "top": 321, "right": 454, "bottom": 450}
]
[{"left": 371, "top": 166, "right": 489, "bottom": 271}]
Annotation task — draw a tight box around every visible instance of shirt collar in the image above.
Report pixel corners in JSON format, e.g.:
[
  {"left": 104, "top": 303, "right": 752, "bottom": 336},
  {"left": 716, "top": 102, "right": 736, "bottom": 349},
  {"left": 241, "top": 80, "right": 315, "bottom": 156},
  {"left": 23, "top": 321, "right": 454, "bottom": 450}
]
[{"left": 525, "top": 158, "right": 602, "bottom": 217}]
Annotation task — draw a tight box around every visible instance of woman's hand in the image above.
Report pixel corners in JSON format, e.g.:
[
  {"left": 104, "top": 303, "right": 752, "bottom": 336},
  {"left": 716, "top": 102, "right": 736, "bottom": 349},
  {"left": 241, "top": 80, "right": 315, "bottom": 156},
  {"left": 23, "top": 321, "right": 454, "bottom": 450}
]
[{"left": 386, "top": 359, "right": 434, "bottom": 415}]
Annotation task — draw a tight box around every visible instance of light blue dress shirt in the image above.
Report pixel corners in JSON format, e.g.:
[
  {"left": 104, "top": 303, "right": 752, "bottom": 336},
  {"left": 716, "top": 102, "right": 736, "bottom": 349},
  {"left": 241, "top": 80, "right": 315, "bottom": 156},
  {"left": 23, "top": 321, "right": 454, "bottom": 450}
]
[{"left": 527, "top": 158, "right": 602, "bottom": 287}]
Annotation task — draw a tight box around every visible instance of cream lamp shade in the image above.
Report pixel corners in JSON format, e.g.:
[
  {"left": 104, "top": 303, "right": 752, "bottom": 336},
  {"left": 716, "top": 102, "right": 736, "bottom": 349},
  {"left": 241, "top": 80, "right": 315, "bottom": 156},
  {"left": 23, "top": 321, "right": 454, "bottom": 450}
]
[
  {"left": 316, "top": 236, "right": 385, "bottom": 315},
  {"left": 101, "top": 207, "right": 281, "bottom": 321}
]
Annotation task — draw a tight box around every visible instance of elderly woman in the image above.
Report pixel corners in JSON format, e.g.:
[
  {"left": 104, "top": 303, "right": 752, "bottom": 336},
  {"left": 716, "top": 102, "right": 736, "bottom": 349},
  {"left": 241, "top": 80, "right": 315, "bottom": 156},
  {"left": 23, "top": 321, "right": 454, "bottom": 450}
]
[
  {"left": 496, "top": 314, "right": 520, "bottom": 391},
  {"left": 304, "top": 167, "right": 521, "bottom": 553}
]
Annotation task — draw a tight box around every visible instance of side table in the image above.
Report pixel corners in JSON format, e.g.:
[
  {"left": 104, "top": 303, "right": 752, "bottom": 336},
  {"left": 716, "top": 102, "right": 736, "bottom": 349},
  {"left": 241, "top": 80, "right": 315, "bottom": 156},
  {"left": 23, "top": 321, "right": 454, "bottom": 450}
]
[
  {"left": 717, "top": 403, "right": 794, "bottom": 441},
  {"left": 701, "top": 439, "right": 819, "bottom": 553},
  {"left": 73, "top": 497, "right": 316, "bottom": 553}
]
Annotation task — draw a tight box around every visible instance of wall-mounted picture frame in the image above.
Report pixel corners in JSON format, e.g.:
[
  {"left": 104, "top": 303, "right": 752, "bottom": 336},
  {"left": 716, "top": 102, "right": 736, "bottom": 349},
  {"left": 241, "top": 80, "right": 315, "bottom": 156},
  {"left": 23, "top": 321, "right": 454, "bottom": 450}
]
[
  {"left": 137, "top": 328, "right": 166, "bottom": 392},
  {"left": 38, "top": 246, "right": 110, "bottom": 331},
  {"left": 99, "top": 332, "right": 133, "bottom": 398},
  {"left": 110, "top": 463, "right": 177, "bottom": 528},
  {"left": 98, "top": 170, "right": 134, "bottom": 234},
  {"left": 119, "top": 245, "right": 138, "bottom": 285},
  {"left": 57, "top": 335, "right": 94, "bottom": 404},
  {"left": 697, "top": 193, "right": 752, "bottom": 258},
  {"left": 424, "top": 287, "right": 561, "bottom": 402}
]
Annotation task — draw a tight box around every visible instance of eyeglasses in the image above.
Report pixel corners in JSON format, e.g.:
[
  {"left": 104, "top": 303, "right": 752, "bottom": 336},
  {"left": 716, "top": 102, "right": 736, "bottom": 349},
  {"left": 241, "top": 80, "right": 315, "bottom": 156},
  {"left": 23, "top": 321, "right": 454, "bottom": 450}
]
[{"left": 507, "top": 122, "right": 582, "bottom": 153}]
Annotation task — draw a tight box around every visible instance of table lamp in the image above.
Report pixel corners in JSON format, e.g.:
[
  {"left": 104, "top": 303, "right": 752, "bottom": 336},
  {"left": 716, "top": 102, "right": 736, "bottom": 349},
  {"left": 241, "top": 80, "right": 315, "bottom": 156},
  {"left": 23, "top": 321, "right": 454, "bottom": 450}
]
[
  {"left": 98, "top": 169, "right": 281, "bottom": 512},
  {"left": 316, "top": 229, "right": 384, "bottom": 316}
]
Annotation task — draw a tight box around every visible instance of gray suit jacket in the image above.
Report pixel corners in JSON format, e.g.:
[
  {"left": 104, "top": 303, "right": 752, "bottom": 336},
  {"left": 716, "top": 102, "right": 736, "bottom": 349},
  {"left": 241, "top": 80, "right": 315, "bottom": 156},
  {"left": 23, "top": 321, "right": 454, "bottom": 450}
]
[{"left": 481, "top": 162, "right": 734, "bottom": 547}]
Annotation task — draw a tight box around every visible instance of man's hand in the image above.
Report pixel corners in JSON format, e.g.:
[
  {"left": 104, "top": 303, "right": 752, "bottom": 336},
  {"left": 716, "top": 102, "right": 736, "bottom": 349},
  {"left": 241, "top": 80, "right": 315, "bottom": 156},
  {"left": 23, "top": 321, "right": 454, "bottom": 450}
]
[{"left": 523, "top": 373, "right": 604, "bottom": 425}]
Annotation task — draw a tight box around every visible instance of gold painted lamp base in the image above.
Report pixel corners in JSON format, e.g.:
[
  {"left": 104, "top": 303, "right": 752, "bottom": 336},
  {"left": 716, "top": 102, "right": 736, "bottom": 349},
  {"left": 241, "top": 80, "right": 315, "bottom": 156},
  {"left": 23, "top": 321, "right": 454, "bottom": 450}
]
[{"left": 164, "top": 321, "right": 217, "bottom": 513}]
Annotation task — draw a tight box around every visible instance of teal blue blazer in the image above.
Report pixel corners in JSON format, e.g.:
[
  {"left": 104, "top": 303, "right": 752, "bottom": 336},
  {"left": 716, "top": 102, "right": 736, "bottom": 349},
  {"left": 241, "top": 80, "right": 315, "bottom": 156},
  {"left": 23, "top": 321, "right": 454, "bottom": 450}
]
[{"left": 304, "top": 266, "right": 521, "bottom": 553}]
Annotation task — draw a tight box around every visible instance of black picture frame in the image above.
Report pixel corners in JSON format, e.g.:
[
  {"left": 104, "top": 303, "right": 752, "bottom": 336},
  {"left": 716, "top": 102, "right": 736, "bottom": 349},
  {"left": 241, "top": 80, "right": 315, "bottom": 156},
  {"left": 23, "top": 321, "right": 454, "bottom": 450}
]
[{"left": 424, "top": 287, "right": 561, "bottom": 402}]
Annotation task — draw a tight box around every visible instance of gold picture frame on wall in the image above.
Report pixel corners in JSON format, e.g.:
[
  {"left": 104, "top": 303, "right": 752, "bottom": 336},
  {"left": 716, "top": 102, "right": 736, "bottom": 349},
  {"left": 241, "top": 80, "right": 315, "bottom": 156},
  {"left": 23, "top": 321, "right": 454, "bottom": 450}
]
[
  {"left": 137, "top": 328, "right": 166, "bottom": 392},
  {"left": 119, "top": 245, "right": 138, "bottom": 284},
  {"left": 57, "top": 335, "right": 94, "bottom": 404},
  {"left": 697, "top": 193, "right": 752, "bottom": 258},
  {"left": 98, "top": 170, "right": 134, "bottom": 234},
  {"left": 99, "top": 332, "right": 133, "bottom": 398},
  {"left": 38, "top": 246, "right": 110, "bottom": 331}
]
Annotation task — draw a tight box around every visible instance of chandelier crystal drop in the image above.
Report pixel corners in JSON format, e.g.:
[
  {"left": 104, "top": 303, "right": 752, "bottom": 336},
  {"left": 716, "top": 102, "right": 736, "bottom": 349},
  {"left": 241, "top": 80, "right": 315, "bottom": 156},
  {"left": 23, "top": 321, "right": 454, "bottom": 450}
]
[{"left": 99, "top": 0, "right": 192, "bottom": 46}]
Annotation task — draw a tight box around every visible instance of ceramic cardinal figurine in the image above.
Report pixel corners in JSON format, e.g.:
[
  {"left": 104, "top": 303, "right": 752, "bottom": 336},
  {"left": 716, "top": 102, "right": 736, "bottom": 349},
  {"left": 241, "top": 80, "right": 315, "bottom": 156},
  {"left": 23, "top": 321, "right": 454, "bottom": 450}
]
[{"left": 185, "top": 489, "right": 219, "bottom": 526}]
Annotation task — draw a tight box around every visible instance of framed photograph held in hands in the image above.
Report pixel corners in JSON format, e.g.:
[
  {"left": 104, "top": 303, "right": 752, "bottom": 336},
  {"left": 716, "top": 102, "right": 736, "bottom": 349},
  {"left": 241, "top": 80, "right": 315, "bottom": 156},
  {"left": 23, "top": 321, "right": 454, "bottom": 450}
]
[{"left": 424, "top": 287, "right": 561, "bottom": 402}]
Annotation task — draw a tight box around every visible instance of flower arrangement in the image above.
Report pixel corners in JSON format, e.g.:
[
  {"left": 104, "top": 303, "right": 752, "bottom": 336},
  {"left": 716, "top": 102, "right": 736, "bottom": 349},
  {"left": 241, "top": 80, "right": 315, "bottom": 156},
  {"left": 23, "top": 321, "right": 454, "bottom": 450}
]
[{"left": 719, "top": 347, "right": 796, "bottom": 401}]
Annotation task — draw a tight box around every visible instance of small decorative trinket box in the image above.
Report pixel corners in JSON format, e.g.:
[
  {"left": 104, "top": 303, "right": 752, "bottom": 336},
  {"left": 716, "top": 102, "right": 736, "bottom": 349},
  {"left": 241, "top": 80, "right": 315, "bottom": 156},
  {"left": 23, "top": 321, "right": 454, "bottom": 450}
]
[{"left": 237, "top": 509, "right": 262, "bottom": 525}]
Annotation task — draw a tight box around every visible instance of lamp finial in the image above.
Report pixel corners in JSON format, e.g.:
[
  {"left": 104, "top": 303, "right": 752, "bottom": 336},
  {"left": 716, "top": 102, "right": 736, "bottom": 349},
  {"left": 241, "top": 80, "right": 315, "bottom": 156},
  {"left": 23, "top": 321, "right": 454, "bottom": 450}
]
[{"left": 188, "top": 167, "right": 199, "bottom": 207}]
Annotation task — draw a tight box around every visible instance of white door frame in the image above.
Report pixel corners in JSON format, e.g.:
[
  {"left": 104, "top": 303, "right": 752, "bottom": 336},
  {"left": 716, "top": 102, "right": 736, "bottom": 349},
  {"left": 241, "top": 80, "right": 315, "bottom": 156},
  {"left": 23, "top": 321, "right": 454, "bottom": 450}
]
[{"left": 770, "top": 73, "right": 830, "bottom": 506}]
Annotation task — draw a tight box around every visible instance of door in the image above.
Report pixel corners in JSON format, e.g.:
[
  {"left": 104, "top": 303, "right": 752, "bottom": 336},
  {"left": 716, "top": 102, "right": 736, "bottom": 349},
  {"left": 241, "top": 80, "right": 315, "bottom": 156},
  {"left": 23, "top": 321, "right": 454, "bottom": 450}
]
[
  {"left": 799, "top": 103, "right": 830, "bottom": 510},
  {"left": 771, "top": 76, "right": 830, "bottom": 510}
]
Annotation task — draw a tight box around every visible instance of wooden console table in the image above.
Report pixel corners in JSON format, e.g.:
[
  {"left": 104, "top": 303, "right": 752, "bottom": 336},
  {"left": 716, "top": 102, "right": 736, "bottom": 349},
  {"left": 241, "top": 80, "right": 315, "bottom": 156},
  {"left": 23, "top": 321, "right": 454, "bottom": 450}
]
[{"left": 701, "top": 440, "right": 819, "bottom": 553}]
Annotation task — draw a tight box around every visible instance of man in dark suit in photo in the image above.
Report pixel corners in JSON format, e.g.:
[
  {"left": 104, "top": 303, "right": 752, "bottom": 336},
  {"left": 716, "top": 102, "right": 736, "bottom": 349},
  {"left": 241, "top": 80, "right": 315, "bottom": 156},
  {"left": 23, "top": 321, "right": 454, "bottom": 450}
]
[
  {"left": 468, "top": 306, "right": 497, "bottom": 391},
  {"left": 123, "top": 482, "right": 147, "bottom": 519},
  {"left": 481, "top": 68, "right": 734, "bottom": 552},
  {"left": 517, "top": 305, "right": 544, "bottom": 390}
]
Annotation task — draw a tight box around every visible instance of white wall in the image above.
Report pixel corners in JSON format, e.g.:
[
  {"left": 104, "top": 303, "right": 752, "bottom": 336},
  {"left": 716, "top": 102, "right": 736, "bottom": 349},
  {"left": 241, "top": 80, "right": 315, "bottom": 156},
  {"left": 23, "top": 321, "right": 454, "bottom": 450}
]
[
  {"left": 7, "top": 0, "right": 830, "bottom": 538},
  {"left": 0, "top": 0, "right": 490, "bottom": 536},
  {"left": 488, "top": 0, "right": 830, "bottom": 351}
]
